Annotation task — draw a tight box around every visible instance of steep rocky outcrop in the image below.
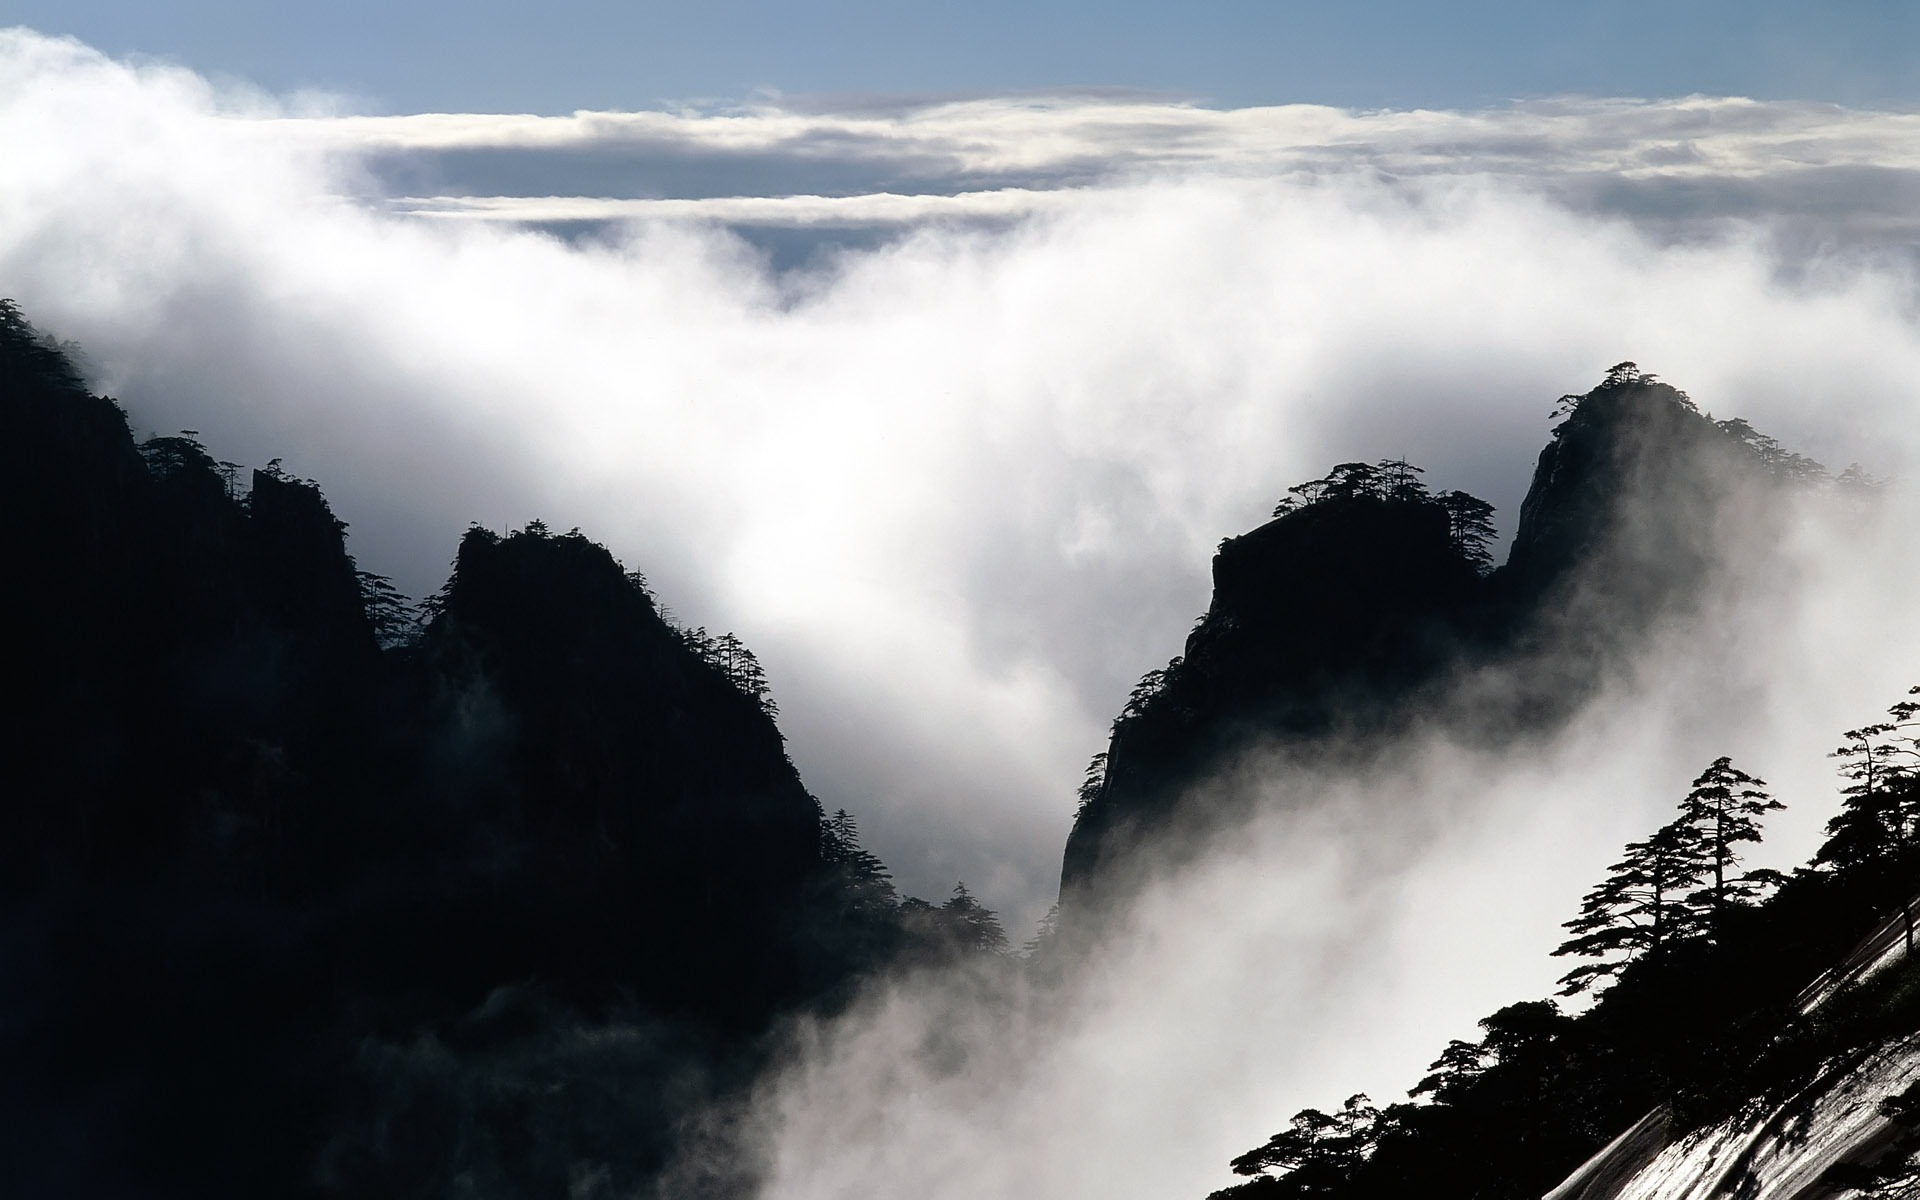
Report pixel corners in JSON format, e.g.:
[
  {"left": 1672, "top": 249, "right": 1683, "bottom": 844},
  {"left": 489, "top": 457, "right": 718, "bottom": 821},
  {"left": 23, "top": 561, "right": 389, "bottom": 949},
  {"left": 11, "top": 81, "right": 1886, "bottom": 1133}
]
[
  {"left": 404, "top": 523, "right": 827, "bottom": 1017},
  {"left": 1062, "top": 367, "right": 1808, "bottom": 909},
  {"left": 0, "top": 301, "right": 868, "bottom": 1198},
  {"left": 1062, "top": 488, "right": 1485, "bottom": 892},
  {"left": 2, "top": 328, "right": 385, "bottom": 887}
]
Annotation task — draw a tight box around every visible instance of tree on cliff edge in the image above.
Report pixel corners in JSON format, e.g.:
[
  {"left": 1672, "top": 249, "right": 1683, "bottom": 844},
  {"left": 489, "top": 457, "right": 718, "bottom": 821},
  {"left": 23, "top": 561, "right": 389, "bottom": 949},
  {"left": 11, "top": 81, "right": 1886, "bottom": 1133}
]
[
  {"left": 1673, "top": 756, "right": 1783, "bottom": 932},
  {"left": 1438, "top": 490, "right": 1497, "bottom": 574},
  {"left": 1553, "top": 817, "right": 1707, "bottom": 994}
]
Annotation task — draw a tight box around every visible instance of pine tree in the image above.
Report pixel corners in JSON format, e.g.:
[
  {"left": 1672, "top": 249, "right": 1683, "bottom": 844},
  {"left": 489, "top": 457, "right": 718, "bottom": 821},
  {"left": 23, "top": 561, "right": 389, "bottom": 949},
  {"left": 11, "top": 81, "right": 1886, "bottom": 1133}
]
[
  {"left": 1817, "top": 690, "right": 1920, "bottom": 953},
  {"left": 940, "top": 882, "right": 1009, "bottom": 955},
  {"left": 713, "top": 631, "right": 778, "bottom": 717},
  {"left": 1818, "top": 697, "right": 1920, "bottom": 876},
  {"left": 677, "top": 624, "right": 718, "bottom": 663},
  {"left": 1116, "top": 659, "right": 1181, "bottom": 729},
  {"left": 1437, "top": 490, "right": 1498, "bottom": 574},
  {"left": 1273, "top": 475, "right": 1327, "bottom": 515},
  {"left": 1672, "top": 756, "right": 1784, "bottom": 932},
  {"left": 1320, "top": 462, "right": 1383, "bottom": 502},
  {"left": 1020, "top": 904, "right": 1060, "bottom": 958},
  {"left": 1376, "top": 457, "right": 1428, "bottom": 503},
  {"left": 1552, "top": 818, "right": 1708, "bottom": 994},
  {"left": 1226, "top": 1094, "right": 1379, "bottom": 1190},
  {"left": 356, "top": 569, "right": 419, "bottom": 649},
  {"left": 1410, "top": 1039, "right": 1487, "bottom": 1104},
  {"left": 1075, "top": 752, "right": 1107, "bottom": 815},
  {"left": 139, "top": 431, "right": 218, "bottom": 482},
  {"left": 820, "top": 808, "right": 897, "bottom": 914}
]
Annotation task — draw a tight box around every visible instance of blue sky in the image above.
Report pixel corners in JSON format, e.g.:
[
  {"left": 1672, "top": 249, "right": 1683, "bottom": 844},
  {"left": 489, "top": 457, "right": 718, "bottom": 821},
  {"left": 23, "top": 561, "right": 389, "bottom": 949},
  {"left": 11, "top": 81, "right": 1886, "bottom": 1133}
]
[{"left": 12, "top": 1, "right": 1920, "bottom": 114}]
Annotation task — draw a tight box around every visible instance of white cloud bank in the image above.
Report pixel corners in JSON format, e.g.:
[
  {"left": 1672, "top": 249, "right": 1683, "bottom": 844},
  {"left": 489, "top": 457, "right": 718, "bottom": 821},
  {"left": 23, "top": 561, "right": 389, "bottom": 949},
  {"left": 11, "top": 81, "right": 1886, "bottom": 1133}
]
[{"left": 4, "top": 25, "right": 1920, "bottom": 995}]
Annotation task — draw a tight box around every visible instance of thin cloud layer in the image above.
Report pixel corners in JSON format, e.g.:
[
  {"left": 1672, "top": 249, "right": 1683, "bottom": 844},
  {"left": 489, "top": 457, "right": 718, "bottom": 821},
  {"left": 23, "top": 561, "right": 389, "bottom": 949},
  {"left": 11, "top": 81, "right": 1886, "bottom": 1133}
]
[
  {"left": 260, "top": 90, "right": 1920, "bottom": 252},
  {"left": 289, "top": 92, "right": 1920, "bottom": 182},
  {"left": 392, "top": 188, "right": 1079, "bottom": 227},
  {"left": 4, "top": 26, "right": 1920, "bottom": 939}
]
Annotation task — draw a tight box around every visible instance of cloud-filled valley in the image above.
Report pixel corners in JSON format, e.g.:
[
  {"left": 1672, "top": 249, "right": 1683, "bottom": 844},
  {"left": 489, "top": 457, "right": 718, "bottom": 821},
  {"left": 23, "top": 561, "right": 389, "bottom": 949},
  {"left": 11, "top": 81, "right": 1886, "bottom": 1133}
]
[
  {"left": 9, "top": 28, "right": 1920, "bottom": 1196},
  {"left": 9, "top": 27, "right": 1920, "bottom": 927}
]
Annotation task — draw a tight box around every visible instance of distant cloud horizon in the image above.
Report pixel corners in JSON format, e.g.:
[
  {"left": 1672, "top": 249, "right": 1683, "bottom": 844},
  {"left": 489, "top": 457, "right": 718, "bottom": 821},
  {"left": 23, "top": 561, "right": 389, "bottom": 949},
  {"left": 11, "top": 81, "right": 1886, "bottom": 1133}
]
[{"left": 267, "top": 92, "right": 1920, "bottom": 259}]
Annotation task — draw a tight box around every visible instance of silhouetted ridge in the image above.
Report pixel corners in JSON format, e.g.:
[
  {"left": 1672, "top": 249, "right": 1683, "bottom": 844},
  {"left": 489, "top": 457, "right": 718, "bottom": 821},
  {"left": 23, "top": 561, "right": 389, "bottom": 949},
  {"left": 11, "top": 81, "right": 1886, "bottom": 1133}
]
[
  {"left": 3, "top": 303, "right": 156, "bottom": 875},
  {"left": 250, "top": 465, "right": 378, "bottom": 652},
  {"left": 1064, "top": 468, "right": 1487, "bottom": 892},
  {"left": 3, "top": 326, "right": 386, "bottom": 888},
  {"left": 1204, "top": 728, "right": 1920, "bottom": 1200},
  {"left": 1506, "top": 366, "right": 1734, "bottom": 603},
  {"left": 408, "top": 521, "right": 825, "bottom": 1015},
  {"left": 0, "top": 299, "right": 990, "bottom": 1199},
  {"left": 4, "top": 297, "right": 1877, "bottom": 1200},
  {"left": 0, "top": 306, "right": 404, "bottom": 1196},
  {"left": 1062, "top": 365, "right": 1825, "bottom": 909}
]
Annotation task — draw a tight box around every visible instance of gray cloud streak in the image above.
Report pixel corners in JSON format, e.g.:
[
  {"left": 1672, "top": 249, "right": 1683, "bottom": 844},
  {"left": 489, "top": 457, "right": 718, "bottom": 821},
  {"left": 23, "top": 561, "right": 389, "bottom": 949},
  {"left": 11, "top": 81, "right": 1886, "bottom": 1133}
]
[{"left": 249, "top": 90, "right": 1920, "bottom": 261}]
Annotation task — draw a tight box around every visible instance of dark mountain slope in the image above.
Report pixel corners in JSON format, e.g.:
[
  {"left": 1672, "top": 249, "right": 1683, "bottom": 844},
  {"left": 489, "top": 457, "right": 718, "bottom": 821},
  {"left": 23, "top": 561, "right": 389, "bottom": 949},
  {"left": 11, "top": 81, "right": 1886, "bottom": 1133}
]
[
  {"left": 1062, "top": 483, "right": 1485, "bottom": 892},
  {"left": 1062, "top": 365, "right": 1822, "bottom": 911},
  {"left": 4, "top": 313, "right": 386, "bottom": 890},
  {"left": 0, "top": 299, "right": 957, "bottom": 1199},
  {"left": 397, "top": 523, "right": 827, "bottom": 1020}
]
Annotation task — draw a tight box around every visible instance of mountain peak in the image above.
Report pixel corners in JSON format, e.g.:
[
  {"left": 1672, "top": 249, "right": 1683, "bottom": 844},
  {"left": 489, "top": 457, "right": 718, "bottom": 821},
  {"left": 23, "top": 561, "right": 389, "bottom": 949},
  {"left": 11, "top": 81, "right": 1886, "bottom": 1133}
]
[{"left": 1062, "top": 366, "right": 1813, "bottom": 910}]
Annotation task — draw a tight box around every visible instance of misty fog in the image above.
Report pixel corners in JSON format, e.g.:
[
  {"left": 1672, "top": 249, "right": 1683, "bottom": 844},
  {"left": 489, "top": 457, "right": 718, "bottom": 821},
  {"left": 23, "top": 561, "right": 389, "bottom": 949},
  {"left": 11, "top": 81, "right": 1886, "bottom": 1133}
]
[{"left": 8, "top": 29, "right": 1920, "bottom": 1196}]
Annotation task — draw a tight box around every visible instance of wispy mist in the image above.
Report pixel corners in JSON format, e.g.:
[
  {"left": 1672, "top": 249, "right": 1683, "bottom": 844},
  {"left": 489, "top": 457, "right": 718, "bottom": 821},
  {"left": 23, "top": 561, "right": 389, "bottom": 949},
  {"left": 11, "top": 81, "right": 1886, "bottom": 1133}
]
[
  {"left": 740, "top": 470, "right": 1920, "bottom": 1200},
  {"left": 4, "top": 28, "right": 1920, "bottom": 959}
]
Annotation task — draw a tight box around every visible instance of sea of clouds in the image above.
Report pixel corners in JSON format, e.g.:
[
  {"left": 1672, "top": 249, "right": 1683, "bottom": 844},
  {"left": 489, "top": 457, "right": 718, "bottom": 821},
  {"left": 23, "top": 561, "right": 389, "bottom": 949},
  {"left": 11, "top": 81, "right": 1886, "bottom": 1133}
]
[{"left": 8, "top": 28, "right": 1920, "bottom": 1194}]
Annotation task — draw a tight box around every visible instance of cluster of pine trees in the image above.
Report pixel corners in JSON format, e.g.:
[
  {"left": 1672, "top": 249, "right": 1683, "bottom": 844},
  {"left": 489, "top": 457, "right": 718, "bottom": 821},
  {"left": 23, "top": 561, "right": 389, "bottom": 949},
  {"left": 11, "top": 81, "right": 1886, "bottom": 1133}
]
[
  {"left": 1571, "top": 362, "right": 1872, "bottom": 490},
  {"left": 816, "top": 807, "right": 1014, "bottom": 961},
  {"left": 1209, "top": 690, "right": 1920, "bottom": 1200},
  {"left": 410, "top": 517, "right": 788, "bottom": 718},
  {"left": 1271, "top": 457, "right": 1499, "bottom": 573},
  {"left": 1553, "top": 756, "right": 1784, "bottom": 994}
]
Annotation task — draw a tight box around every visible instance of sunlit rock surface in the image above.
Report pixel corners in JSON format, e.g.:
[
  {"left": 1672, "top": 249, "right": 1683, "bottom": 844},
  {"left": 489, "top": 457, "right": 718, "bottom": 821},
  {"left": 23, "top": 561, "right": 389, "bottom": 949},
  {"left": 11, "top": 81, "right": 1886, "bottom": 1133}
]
[
  {"left": 1545, "top": 1035, "right": 1915, "bottom": 1200},
  {"left": 1546, "top": 902, "right": 1920, "bottom": 1200}
]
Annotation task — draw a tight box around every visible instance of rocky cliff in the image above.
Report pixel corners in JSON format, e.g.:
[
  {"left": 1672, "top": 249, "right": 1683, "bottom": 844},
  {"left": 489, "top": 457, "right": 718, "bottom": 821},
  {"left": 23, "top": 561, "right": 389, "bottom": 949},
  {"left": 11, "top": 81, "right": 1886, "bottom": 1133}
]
[
  {"left": 0, "top": 299, "right": 873, "bottom": 1198},
  {"left": 1062, "top": 365, "right": 1810, "bottom": 912}
]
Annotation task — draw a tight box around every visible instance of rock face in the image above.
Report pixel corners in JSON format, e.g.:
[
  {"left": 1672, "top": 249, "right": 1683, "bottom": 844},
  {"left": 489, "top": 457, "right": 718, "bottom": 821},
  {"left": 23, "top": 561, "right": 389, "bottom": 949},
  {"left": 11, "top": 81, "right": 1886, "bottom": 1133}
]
[
  {"left": 1060, "top": 488, "right": 1485, "bottom": 894},
  {"left": 0, "top": 302, "right": 855, "bottom": 1198},
  {"left": 1060, "top": 367, "right": 1800, "bottom": 911},
  {"left": 412, "top": 524, "right": 826, "bottom": 1017},
  {"left": 3, "top": 342, "right": 385, "bottom": 888},
  {"left": 1502, "top": 370, "right": 1774, "bottom": 620},
  {"left": 1542, "top": 896, "right": 1920, "bottom": 1200},
  {"left": 1540, "top": 1036, "right": 1920, "bottom": 1200}
]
